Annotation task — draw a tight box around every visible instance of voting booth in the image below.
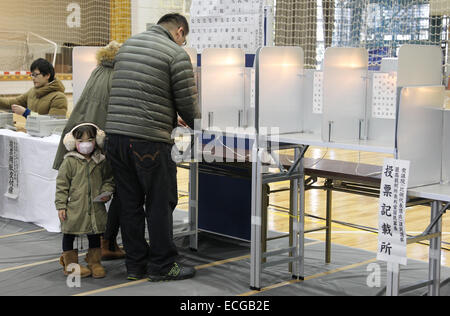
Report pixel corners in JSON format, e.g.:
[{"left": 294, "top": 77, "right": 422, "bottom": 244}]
[{"left": 395, "top": 45, "right": 445, "bottom": 188}]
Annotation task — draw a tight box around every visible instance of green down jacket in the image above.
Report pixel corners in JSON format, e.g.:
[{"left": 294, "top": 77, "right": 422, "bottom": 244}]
[
  {"left": 55, "top": 150, "right": 114, "bottom": 235},
  {"left": 106, "top": 25, "right": 201, "bottom": 143}
]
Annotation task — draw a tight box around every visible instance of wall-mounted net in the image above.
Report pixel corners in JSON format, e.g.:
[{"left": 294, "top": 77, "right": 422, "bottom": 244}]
[
  {"left": 0, "top": 0, "right": 448, "bottom": 77},
  {"left": 274, "top": 0, "right": 449, "bottom": 72},
  {"left": 0, "top": 0, "right": 129, "bottom": 72}
]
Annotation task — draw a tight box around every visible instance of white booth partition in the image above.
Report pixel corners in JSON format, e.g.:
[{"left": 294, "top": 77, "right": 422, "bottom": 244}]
[
  {"left": 396, "top": 86, "right": 445, "bottom": 188},
  {"left": 442, "top": 109, "right": 450, "bottom": 183},
  {"left": 397, "top": 45, "right": 443, "bottom": 87},
  {"left": 394, "top": 44, "right": 445, "bottom": 188},
  {"left": 256, "top": 46, "right": 304, "bottom": 134},
  {"left": 201, "top": 48, "right": 246, "bottom": 131},
  {"left": 321, "top": 47, "right": 368, "bottom": 142},
  {"left": 367, "top": 45, "right": 443, "bottom": 147},
  {"left": 72, "top": 46, "right": 101, "bottom": 106}
]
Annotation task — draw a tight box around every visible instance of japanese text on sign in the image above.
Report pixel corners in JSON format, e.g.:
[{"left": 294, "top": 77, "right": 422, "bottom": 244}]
[
  {"left": 377, "top": 158, "right": 410, "bottom": 265},
  {"left": 5, "top": 138, "right": 19, "bottom": 199}
]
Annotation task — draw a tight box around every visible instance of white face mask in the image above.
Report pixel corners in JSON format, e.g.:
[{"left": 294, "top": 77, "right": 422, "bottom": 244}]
[{"left": 76, "top": 141, "right": 95, "bottom": 155}]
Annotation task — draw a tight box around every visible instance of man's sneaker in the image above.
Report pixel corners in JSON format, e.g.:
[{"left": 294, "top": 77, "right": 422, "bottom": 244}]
[
  {"left": 127, "top": 274, "right": 145, "bottom": 281},
  {"left": 147, "top": 262, "right": 196, "bottom": 282},
  {"left": 127, "top": 269, "right": 147, "bottom": 281},
  {"left": 127, "top": 273, "right": 145, "bottom": 281}
]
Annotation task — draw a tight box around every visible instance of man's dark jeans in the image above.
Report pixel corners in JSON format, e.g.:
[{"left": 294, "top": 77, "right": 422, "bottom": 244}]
[{"left": 105, "top": 134, "right": 178, "bottom": 275}]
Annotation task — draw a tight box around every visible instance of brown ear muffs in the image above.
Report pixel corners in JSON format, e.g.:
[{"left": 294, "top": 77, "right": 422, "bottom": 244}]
[{"left": 63, "top": 123, "right": 105, "bottom": 151}]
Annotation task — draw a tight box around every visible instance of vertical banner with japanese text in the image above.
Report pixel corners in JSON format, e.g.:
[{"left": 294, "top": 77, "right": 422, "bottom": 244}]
[
  {"left": 4, "top": 138, "right": 19, "bottom": 199},
  {"left": 377, "top": 158, "right": 410, "bottom": 265}
]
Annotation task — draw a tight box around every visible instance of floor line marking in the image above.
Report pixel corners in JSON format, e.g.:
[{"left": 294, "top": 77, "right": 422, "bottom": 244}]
[
  {"left": 0, "top": 229, "right": 46, "bottom": 239},
  {"left": 0, "top": 253, "right": 87, "bottom": 273},
  {"left": 238, "top": 257, "right": 377, "bottom": 296},
  {"left": 74, "top": 241, "right": 322, "bottom": 296},
  {"left": 0, "top": 258, "right": 60, "bottom": 273}
]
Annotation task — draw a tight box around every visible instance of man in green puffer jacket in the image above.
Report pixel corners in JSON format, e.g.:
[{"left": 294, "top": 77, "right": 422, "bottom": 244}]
[
  {"left": 0, "top": 58, "right": 67, "bottom": 118},
  {"left": 105, "top": 13, "right": 201, "bottom": 282}
]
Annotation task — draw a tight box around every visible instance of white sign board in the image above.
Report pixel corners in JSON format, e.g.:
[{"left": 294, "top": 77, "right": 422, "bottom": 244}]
[
  {"left": 189, "top": 0, "right": 264, "bottom": 54},
  {"left": 5, "top": 138, "right": 19, "bottom": 199},
  {"left": 372, "top": 73, "right": 397, "bottom": 120},
  {"left": 377, "top": 158, "right": 410, "bottom": 265},
  {"left": 313, "top": 71, "right": 323, "bottom": 114}
]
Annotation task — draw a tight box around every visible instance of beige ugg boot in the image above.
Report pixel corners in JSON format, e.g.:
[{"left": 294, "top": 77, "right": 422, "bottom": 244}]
[
  {"left": 85, "top": 248, "right": 106, "bottom": 278},
  {"left": 101, "top": 237, "right": 126, "bottom": 260},
  {"left": 59, "top": 249, "right": 91, "bottom": 278}
]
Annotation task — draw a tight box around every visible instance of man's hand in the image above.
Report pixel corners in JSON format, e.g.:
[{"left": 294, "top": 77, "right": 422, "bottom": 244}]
[
  {"left": 101, "top": 196, "right": 111, "bottom": 203},
  {"left": 58, "top": 209, "right": 67, "bottom": 222},
  {"left": 11, "top": 104, "right": 26, "bottom": 116}
]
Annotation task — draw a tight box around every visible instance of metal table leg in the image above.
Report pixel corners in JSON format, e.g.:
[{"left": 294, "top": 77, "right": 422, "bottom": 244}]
[
  {"left": 289, "top": 180, "right": 294, "bottom": 273},
  {"left": 325, "top": 179, "right": 332, "bottom": 264},
  {"left": 297, "top": 147, "right": 305, "bottom": 280},
  {"left": 188, "top": 161, "right": 199, "bottom": 250},
  {"left": 262, "top": 184, "right": 268, "bottom": 264},
  {"left": 250, "top": 146, "right": 263, "bottom": 290},
  {"left": 386, "top": 262, "right": 400, "bottom": 296},
  {"left": 428, "top": 200, "right": 442, "bottom": 296}
]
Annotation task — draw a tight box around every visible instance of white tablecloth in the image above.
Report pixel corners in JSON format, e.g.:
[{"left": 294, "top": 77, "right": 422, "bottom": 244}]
[{"left": 0, "top": 129, "right": 61, "bottom": 232}]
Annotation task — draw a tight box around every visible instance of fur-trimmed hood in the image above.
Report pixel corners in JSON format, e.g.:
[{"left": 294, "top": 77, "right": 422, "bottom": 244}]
[{"left": 96, "top": 41, "right": 122, "bottom": 68}]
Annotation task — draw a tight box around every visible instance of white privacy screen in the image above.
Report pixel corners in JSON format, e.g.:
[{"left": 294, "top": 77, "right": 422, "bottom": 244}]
[
  {"left": 321, "top": 47, "right": 368, "bottom": 142},
  {"left": 396, "top": 86, "right": 445, "bottom": 188},
  {"left": 442, "top": 109, "right": 450, "bottom": 183},
  {"left": 257, "top": 46, "right": 304, "bottom": 134},
  {"left": 201, "top": 48, "right": 245, "bottom": 130},
  {"left": 72, "top": 46, "right": 101, "bottom": 106},
  {"left": 397, "top": 45, "right": 442, "bottom": 87}
]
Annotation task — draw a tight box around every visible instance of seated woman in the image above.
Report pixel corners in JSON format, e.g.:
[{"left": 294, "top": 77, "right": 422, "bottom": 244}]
[{"left": 0, "top": 58, "right": 67, "bottom": 118}]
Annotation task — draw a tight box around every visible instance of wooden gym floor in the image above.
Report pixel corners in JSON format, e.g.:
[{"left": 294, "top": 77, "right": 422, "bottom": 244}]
[{"left": 175, "top": 146, "right": 450, "bottom": 267}]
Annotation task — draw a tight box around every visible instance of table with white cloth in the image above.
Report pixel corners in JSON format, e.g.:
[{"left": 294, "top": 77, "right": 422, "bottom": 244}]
[{"left": 0, "top": 129, "right": 61, "bottom": 232}]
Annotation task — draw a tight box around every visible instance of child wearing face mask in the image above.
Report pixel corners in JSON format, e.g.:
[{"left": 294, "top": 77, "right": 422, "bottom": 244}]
[{"left": 55, "top": 123, "right": 114, "bottom": 278}]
